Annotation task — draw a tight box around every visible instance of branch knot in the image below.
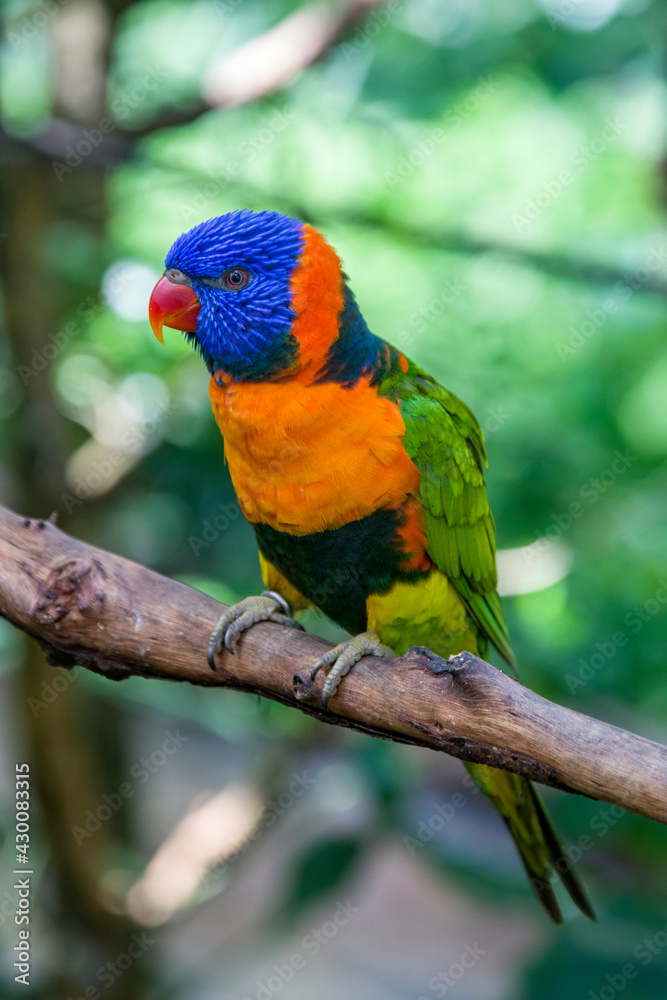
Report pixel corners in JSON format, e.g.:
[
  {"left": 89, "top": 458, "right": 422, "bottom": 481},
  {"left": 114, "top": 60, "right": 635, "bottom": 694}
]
[{"left": 34, "top": 558, "right": 107, "bottom": 624}]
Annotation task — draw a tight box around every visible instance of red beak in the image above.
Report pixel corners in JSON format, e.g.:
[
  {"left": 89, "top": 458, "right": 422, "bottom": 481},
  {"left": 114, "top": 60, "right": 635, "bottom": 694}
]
[{"left": 149, "top": 275, "right": 200, "bottom": 344}]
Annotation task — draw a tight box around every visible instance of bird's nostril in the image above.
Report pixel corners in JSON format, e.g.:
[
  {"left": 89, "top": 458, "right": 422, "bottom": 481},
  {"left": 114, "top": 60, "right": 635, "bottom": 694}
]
[{"left": 166, "top": 268, "right": 189, "bottom": 285}]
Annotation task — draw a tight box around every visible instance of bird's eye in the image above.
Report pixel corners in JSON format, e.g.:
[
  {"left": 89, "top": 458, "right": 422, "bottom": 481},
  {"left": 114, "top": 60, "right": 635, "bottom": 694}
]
[
  {"left": 223, "top": 267, "right": 250, "bottom": 289},
  {"left": 200, "top": 267, "right": 252, "bottom": 291}
]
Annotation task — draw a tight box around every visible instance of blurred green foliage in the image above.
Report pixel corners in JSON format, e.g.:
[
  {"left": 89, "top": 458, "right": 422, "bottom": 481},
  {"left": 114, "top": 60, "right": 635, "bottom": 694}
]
[{"left": 0, "top": 0, "right": 665, "bottom": 997}]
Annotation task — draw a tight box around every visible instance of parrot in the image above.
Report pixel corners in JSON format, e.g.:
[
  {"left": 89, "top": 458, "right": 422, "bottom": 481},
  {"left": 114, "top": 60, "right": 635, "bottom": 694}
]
[{"left": 148, "top": 209, "right": 594, "bottom": 923}]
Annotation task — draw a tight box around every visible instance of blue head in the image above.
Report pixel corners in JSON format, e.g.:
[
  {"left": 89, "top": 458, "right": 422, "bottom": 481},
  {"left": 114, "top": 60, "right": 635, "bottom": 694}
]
[{"left": 151, "top": 210, "right": 306, "bottom": 380}]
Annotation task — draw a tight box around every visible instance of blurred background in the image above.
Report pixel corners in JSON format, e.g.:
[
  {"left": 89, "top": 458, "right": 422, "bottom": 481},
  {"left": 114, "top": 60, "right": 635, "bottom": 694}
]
[{"left": 0, "top": 0, "right": 666, "bottom": 996}]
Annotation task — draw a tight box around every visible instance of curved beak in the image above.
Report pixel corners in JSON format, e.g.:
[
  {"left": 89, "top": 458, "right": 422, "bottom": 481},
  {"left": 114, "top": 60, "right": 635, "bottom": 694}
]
[{"left": 149, "top": 275, "right": 200, "bottom": 344}]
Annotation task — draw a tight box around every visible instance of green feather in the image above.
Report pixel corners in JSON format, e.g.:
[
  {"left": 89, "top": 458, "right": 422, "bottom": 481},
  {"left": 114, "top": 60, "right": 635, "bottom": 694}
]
[
  {"left": 381, "top": 359, "right": 513, "bottom": 664},
  {"left": 379, "top": 352, "right": 594, "bottom": 922}
]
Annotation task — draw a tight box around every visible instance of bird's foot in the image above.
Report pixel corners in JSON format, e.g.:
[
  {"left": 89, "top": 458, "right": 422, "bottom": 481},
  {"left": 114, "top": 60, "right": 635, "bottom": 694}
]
[
  {"left": 310, "top": 630, "right": 394, "bottom": 710},
  {"left": 207, "top": 590, "right": 304, "bottom": 670}
]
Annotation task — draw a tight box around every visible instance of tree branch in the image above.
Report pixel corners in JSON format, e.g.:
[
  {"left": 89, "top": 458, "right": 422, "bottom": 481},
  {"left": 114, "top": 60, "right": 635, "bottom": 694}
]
[
  {"left": 202, "top": 0, "right": 387, "bottom": 109},
  {"left": 0, "top": 0, "right": 388, "bottom": 160},
  {"left": 1, "top": 503, "right": 665, "bottom": 825}
]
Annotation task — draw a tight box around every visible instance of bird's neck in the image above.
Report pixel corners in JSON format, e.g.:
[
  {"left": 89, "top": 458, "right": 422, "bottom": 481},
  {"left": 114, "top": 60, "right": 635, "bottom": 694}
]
[
  {"left": 307, "top": 283, "right": 393, "bottom": 387},
  {"left": 202, "top": 237, "right": 393, "bottom": 388},
  {"left": 278, "top": 223, "right": 394, "bottom": 388}
]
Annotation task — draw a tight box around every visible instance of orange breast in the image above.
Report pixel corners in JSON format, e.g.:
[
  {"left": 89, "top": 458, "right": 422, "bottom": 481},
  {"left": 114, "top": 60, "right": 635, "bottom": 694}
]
[{"left": 209, "top": 372, "right": 423, "bottom": 537}]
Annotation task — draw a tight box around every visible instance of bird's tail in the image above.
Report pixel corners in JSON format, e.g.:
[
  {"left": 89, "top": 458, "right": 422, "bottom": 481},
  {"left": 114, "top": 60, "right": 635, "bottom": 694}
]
[{"left": 466, "top": 762, "right": 595, "bottom": 923}]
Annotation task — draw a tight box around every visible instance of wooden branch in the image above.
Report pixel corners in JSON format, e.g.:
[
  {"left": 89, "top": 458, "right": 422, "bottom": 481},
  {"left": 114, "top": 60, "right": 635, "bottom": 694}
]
[{"left": 1, "top": 503, "right": 665, "bottom": 825}]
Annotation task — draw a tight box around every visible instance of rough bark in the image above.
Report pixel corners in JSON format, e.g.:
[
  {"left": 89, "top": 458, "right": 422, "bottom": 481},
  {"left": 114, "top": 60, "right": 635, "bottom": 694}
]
[{"left": 1, "top": 505, "right": 665, "bottom": 825}]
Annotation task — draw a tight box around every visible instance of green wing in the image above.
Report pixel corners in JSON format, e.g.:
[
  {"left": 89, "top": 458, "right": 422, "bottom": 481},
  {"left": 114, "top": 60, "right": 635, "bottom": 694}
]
[
  {"left": 380, "top": 353, "right": 516, "bottom": 670},
  {"left": 379, "top": 351, "right": 595, "bottom": 924}
]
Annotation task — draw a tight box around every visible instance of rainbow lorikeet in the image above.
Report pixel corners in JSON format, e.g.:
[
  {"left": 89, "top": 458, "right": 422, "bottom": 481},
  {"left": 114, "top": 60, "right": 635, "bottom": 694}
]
[{"left": 148, "top": 209, "right": 594, "bottom": 923}]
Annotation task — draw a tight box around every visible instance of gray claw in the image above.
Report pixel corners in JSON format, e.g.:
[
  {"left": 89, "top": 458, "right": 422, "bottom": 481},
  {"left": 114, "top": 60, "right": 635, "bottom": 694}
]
[
  {"left": 207, "top": 632, "right": 221, "bottom": 671},
  {"left": 273, "top": 615, "right": 306, "bottom": 633},
  {"left": 207, "top": 592, "right": 303, "bottom": 671},
  {"left": 310, "top": 661, "right": 322, "bottom": 682},
  {"left": 224, "top": 625, "right": 238, "bottom": 654},
  {"left": 308, "top": 632, "right": 393, "bottom": 710},
  {"left": 310, "top": 650, "right": 332, "bottom": 682},
  {"left": 224, "top": 613, "right": 251, "bottom": 653}
]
